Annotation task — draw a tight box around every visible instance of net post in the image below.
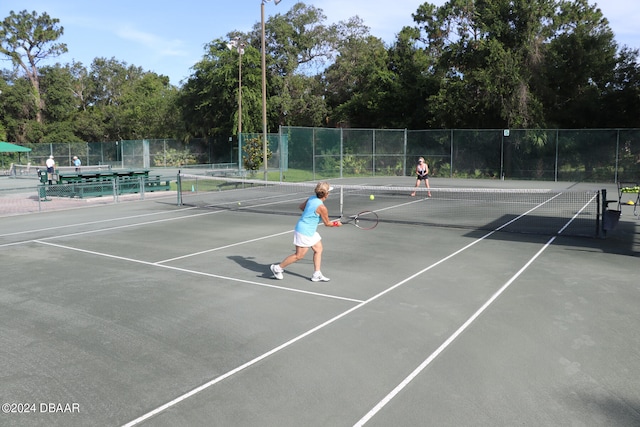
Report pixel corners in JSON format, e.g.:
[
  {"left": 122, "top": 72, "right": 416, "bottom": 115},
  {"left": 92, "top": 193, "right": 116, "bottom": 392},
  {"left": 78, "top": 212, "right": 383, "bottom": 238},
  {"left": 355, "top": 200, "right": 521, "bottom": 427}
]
[
  {"left": 339, "top": 185, "right": 344, "bottom": 218},
  {"left": 600, "top": 188, "right": 610, "bottom": 237},
  {"left": 596, "top": 190, "right": 601, "bottom": 237}
]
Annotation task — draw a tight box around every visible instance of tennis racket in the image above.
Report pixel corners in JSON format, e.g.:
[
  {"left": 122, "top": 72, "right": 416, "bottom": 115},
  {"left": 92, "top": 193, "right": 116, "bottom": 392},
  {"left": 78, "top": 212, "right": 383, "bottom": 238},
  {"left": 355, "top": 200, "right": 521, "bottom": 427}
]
[{"left": 340, "top": 210, "right": 379, "bottom": 230}]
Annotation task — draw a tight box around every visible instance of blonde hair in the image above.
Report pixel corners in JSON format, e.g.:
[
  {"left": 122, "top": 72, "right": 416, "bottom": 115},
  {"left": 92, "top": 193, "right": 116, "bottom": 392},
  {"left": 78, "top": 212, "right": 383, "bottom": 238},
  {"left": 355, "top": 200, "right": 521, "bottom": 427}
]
[{"left": 315, "top": 182, "right": 331, "bottom": 198}]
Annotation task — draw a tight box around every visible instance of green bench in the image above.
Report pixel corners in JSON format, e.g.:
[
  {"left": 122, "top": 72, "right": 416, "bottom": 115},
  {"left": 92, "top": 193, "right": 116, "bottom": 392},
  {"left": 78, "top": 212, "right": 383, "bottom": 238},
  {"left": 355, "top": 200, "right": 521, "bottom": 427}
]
[{"left": 38, "top": 170, "right": 171, "bottom": 199}]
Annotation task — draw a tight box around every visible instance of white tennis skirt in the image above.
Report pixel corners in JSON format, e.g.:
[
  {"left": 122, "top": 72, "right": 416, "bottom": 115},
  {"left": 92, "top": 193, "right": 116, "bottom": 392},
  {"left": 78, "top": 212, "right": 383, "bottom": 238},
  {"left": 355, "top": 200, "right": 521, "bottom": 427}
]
[{"left": 293, "top": 231, "right": 321, "bottom": 247}]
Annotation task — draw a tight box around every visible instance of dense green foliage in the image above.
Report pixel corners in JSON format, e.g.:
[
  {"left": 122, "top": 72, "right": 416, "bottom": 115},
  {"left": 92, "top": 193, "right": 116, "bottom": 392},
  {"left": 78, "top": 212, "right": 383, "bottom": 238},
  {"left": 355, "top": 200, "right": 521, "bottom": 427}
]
[
  {"left": 1, "top": 1, "right": 639, "bottom": 150},
  {"left": 242, "top": 136, "right": 272, "bottom": 171}
]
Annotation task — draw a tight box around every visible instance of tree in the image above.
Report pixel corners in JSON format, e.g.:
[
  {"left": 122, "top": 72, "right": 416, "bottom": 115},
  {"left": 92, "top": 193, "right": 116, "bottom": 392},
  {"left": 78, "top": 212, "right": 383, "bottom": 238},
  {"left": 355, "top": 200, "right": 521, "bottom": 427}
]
[
  {"left": 538, "top": 0, "right": 620, "bottom": 128},
  {"left": 601, "top": 47, "right": 640, "bottom": 128},
  {"left": 1, "top": 72, "right": 39, "bottom": 143},
  {"left": 385, "top": 26, "right": 440, "bottom": 128},
  {"left": 409, "top": 0, "right": 628, "bottom": 129},
  {"left": 243, "top": 136, "right": 272, "bottom": 172},
  {"left": 0, "top": 10, "right": 67, "bottom": 123},
  {"left": 75, "top": 57, "right": 177, "bottom": 141},
  {"left": 118, "top": 73, "right": 179, "bottom": 139},
  {"left": 324, "top": 33, "right": 392, "bottom": 127},
  {"left": 39, "top": 65, "right": 76, "bottom": 123},
  {"left": 250, "top": 2, "right": 335, "bottom": 129},
  {"left": 180, "top": 39, "right": 262, "bottom": 139},
  {"left": 38, "top": 65, "right": 83, "bottom": 143}
]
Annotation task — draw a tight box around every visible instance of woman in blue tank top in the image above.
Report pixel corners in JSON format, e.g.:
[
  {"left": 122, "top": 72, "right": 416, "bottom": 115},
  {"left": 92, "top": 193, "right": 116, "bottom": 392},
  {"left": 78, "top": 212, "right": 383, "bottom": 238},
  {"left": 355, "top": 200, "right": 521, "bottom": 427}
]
[{"left": 270, "top": 182, "right": 341, "bottom": 282}]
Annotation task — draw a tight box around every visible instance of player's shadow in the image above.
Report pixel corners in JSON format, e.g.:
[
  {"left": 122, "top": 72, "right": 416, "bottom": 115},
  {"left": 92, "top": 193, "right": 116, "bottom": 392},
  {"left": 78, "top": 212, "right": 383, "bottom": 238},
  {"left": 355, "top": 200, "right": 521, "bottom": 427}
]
[
  {"left": 227, "top": 255, "right": 269, "bottom": 277},
  {"left": 228, "top": 255, "right": 312, "bottom": 280}
]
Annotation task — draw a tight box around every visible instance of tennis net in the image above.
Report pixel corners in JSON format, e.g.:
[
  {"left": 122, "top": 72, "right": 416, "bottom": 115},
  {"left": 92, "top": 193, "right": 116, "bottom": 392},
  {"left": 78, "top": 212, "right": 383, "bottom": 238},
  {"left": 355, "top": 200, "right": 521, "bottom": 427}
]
[{"left": 176, "top": 174, "right": 601, "bottom": 237}]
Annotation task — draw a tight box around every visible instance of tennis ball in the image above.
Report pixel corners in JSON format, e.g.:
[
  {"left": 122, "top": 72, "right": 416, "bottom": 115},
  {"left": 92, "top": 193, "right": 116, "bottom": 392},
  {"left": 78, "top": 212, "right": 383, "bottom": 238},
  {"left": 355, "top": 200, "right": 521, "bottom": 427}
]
[
  {"left": 238, "top": 202, "right": 241, "bottom": 205},
  {"left": 370, "top": 194, "right": 375, "bottom": 200}
]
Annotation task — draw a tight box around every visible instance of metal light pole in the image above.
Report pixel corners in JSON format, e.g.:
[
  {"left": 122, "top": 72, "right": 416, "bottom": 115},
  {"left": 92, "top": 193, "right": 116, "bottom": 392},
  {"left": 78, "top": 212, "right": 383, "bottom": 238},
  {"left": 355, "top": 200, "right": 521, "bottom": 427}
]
[
  {"left": 227, "top": 38, "right": 245, "bottom": 143},
  {"left": 261, "top": 0, "right": 282, "bottom": 180}
]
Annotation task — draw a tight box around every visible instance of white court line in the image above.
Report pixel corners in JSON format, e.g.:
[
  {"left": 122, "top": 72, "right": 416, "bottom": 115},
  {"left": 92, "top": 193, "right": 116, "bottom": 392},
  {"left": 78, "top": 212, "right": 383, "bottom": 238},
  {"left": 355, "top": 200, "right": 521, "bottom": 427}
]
[
  {"left": 120, "top": 229, "right": 498, "bottom": 427},
  {"left": 0, "top": 205, "right": 200, "bottom": 238},
  {"left": 0, "top": 209, "right": 231, "bottom": 248},
  {"left": 34, "top": 240, "right": 363, "bottom": 304},
  {"left": 353, "top": 238, "right": 556, "bottom": 427},
  {"left": 120, "top": 191, "right": 594, "bottom": 426},
  {"left": 1, "top": 191, "right": 306, "bottom": 247},
  {"left": 353, "top": 193, "right": 597, "bottom": 426},
  {"left": 155, "top": 230, "right": 293, "bottom": 264}
]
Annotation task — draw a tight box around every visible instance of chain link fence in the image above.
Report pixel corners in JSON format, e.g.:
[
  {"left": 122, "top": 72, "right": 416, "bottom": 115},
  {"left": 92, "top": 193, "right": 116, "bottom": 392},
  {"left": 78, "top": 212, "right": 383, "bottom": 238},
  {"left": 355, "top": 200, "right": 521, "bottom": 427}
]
[
  {"left": 283, "top": 127, "right": 639, "bottom": 183},
  {"left": 17, "top": 137, "right": 233, "bottom": 170},
  {"left": 7, "top": 128, "right": 639, "bottom": 183}
]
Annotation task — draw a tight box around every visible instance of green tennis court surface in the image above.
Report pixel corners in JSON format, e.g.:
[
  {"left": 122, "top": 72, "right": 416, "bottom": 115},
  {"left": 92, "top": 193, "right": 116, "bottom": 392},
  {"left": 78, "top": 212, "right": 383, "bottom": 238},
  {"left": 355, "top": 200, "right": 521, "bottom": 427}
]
[{"left": 0, "top": 176, "right": 638, "bottom": 426}]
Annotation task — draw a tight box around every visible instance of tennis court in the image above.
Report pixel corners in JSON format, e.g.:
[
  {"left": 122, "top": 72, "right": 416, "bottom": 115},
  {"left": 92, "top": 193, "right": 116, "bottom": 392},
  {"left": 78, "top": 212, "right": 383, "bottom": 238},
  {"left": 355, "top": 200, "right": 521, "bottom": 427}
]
[{"left": 0, "top": 175, "right": 639, "bottom": 427}]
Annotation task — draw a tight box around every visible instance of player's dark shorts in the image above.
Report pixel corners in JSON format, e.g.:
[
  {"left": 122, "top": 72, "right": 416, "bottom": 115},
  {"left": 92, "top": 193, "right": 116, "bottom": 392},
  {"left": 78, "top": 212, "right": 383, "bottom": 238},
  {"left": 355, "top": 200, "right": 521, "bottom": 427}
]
[{"left": 416, "top": 174, "right": 429, "bottom": 180}]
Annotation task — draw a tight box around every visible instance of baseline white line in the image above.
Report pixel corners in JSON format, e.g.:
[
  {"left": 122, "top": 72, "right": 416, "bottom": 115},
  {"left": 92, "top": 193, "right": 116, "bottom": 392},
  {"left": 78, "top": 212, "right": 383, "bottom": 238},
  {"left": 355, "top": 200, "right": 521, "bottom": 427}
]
[
  {"left": 1, "top": 195, "right": 301, "bottom": 248},
  {"left": 34, "top": 240, "right": 363, "bottom": 304},
  {"left": 155, "top": 230, "right": 293, "bottom": 264},
  {"left": 0, "top": 206, "right": 200, "bottom": 238},
  {"left": 0, "top": 209, "right": 229, "bottom": 248}
]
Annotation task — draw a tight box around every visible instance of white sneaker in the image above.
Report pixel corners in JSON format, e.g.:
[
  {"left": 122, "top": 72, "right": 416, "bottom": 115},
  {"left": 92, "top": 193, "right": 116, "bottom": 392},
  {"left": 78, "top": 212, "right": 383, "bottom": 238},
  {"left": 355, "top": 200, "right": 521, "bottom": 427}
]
[
  {"left": 311, "top": 272, "right": 330, "bottom": 282},
  {"left": 270, "top": 264, "right": 283, "bottom": 280}
]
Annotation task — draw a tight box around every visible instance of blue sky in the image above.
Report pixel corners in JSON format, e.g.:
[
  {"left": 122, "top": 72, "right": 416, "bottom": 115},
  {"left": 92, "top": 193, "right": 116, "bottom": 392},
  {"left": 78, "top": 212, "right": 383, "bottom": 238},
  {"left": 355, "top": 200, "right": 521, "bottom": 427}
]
[{"left": 2, "top": 0, "right": 639, "bottom": 86}]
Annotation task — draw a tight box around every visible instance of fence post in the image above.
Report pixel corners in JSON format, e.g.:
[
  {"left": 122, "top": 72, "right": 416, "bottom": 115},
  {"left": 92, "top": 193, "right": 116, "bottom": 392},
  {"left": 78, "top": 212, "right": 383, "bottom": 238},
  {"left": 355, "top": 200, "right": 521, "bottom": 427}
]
[
  {"left": 278, "top": 126, "right": 283, "bottom": 182},
  {"left": 113, "top": 179, "right": 118, "bottom": 203},
  {"left": 312, "top": 128, "right": 316, "bottom": 180},
  {"left": 450, "top": 129, "right": 454, "bottom": 178},
  {"left": 140, "top": 176, "right": 145, "bottom": 200},
  {"left": 554, "top": 129, "right": 558, "bottom": 182},
  {"left": 372, "top": 129, "right": 376, "bottom": 176},
  {"left": 614, "top": 129, "right": 620, "bottom": 183},
  {"left": 177, "top": 172, "right": 182, "bottom": 206},
  {"left": 403, "top": 129, "right": 407, "bottom": 176},
  {"left": 500, "top": 130, "right": 504, "bottom": 179},
  {"left": 340, "top": 128, "right": 344, "bottom": 179}
]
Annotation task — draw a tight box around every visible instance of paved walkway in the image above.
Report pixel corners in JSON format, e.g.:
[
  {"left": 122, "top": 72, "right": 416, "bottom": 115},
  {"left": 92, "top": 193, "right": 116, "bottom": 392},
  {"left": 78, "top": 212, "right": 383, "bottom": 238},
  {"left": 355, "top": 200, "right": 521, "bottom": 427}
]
[{"left": 0, "top": 176, "right": 176, "bottom": 217}]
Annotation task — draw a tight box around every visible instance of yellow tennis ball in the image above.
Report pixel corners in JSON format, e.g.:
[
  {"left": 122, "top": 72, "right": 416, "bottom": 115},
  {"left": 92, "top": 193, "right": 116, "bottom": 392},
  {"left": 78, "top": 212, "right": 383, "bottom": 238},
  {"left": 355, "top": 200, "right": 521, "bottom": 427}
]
[
  {"left": 369, "top": 194, "right": 375, "bottom": 200},
  {"left": 238, "top": 202, "right": 241, "bottom": 205}
]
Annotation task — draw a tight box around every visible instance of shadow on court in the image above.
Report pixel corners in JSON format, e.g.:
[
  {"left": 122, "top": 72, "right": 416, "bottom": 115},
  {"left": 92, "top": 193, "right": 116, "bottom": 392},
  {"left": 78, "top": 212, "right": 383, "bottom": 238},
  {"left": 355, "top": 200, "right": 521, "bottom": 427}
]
[
  {"left": 228, "top": 255, "right": 315, "bottom": 281},
  {"left": 461, "top": 213, "right": 639, "bottom": 257}
]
